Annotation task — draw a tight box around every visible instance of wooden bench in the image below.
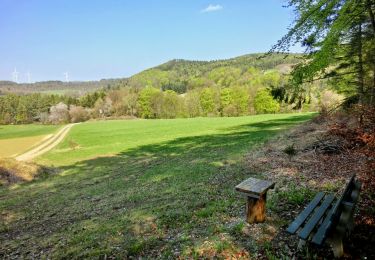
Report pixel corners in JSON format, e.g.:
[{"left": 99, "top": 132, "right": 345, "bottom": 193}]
[
  {"left": 286, "top": 175, "right": 361, "bottom": 257},
  {"left": 235, "top": 177, "right": 275, "bottom": 223}
]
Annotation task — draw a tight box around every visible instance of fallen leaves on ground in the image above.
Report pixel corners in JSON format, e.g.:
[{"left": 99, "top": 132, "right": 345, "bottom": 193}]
[{"left": 243, "top": 110, "right": 374, "bottom": 259}]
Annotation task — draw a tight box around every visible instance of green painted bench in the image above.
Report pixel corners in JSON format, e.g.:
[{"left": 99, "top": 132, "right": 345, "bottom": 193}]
[{"left": 286, "top": 175, "right": 361, "bottom": 258}]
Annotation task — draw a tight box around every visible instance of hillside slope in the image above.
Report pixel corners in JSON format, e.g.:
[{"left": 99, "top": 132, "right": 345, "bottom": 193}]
[
  {"left": 127, "top": 53, "right": 302, "bottom": 93},
  {"left": 0, "top": 53, "right": 301, "bottom": 95},
  {"left": 0, "top": 79, "right": 116, "bottom": 95}
]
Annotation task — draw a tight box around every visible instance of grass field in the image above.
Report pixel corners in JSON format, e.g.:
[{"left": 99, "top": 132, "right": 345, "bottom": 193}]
[
  {"left": 38, "top": 114, "right": 313, "bottom": 166},
  {"left": 0, "top": 124, "right": 60, "bottom": 140},
  {"left": 0, "top": 125, "right": 61, "bottom": 157},
  {"left": 0, "top": 113, "right": 315, "bottom": 258}
]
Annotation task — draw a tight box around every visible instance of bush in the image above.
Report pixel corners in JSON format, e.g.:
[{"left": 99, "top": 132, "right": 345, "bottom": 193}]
[
  {"left": 200, "top": 88, "right": 218, "bottom": 116},
  {"left": 320, "top": 90, "right": 344, "bottom": 113},
  {"left": 137, "top": 87, "right": 161, "bottom": 118},
  {"left": 49, "top": 102, "right": 70, "bottom": 124},
  {"left": 161, "top": 90, "right": 180, "bottom": 119},
  {"left": 39, "top": 112, "right": 49, "bottom": 124},
  {"left": 184, "top": 91, "right": 201, "bottom": 117},
  {"left": 254, "top": 89, "right": 280, "bottom": 114},
  {"left": 222, "top": 104, "right": 238, "bottom": 117},
  {"left": 93, "top": 97, "right": 113, "bottom": 118},
  {"left": 69, "top": 105, "right": 89, "bottom": 123}
]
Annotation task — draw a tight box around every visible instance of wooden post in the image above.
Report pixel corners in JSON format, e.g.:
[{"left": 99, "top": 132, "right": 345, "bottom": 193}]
[
  {"left": 236, "top": 177, "right": 275, "bottom": 224},
  {"left": 246, "top": 193, "right": 267, "bottom": 223},
  {"left": 327, "top": 235, "right": 344, "bottom": 258},
  {"left": 328, "top": 207, "right": 349, "bottom": 258}
]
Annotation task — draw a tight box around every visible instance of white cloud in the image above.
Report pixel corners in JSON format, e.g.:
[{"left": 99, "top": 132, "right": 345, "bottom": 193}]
[{"left": 201, "top": 4, "right": 223, "bottom": 13}]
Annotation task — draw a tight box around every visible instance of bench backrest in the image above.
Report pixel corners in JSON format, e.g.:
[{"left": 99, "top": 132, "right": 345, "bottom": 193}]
[
  {"left": 330, "top": 175, "right": 361, "bottom": 229},
  {"left": 311, "top": 175, "right": 361, "bottom": 245}
]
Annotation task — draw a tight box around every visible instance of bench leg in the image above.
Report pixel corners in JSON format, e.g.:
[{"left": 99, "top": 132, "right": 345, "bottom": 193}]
[
  {"left": 347, "top": 212, "right": 355, "bottom": 233},
  {"left": 246, "top": 193, "right": 266, "bottom": 223},
  {"left": 327, "top": 236, "right": 344, "bottom": 258}
]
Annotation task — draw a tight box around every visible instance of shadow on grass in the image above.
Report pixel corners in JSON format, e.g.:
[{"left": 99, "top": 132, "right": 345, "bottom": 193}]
[{"left": 0, "top": 114, "right": 314, "bottom": 258}]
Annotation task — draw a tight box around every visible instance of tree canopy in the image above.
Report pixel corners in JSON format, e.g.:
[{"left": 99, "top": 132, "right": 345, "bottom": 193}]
[
  {"left": 0, "top": 53, "right": 327, "bottom": 124},
  {"left": 271, "top": 0, "right": 375, "bottom": 106}
]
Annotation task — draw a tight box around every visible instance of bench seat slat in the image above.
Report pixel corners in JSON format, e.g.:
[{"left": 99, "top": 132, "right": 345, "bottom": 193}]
[
  {"left": 310, "top": 179, "right": 361, "bottom": 245},
  {"left": 286, "top": 192, "right": 325, "bottom": 234},
  {"left": 299, "top": 194, "right": 335, "bottom": 240},
  {"left": 311, "top": 200, "right": 338, "bottom": 245}
]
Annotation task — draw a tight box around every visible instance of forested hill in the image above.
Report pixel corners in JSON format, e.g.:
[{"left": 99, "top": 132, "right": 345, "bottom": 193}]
[
  {"left": 1, "top": 53, "right": 323, "bottom": 125},
  {"left": 157, "top": 53, "right": 300, "bottom": 73},
  {"left": 0, "top": 79, "right": 117, "bottom": 96},
  {"left": 0, "top": 53, "right": 302, "bottom": 96},
  {"left": 126, "top": 53, "right": 302, "bottom": 93}
]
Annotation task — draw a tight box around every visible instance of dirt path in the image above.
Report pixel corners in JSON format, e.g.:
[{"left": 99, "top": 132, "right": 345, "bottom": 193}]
[{"left": 16, "top": 123, "right": 78, "bottom": 161}]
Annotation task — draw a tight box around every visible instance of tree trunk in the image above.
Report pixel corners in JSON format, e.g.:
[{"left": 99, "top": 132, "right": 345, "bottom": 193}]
[
  {"left": 366, "top": 0, "right": 375, "bottom": 34},
  {"left": 357, "top": 22, "right": 366, "bottom": 124},
  {"left": 366, "top": 0, "right": 375, "bottom": 105},
  {"left": 357, "top": 22, "right": 365, "bottom": 104}
]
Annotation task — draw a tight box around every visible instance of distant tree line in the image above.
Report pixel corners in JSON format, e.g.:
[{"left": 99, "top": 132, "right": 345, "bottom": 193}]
[
  {"left": 0, "top": 79, "right": 116, "bottom": 96},
  {"left": 1, "top": 54, "right": 340, "bottom": 124},
  {"left": 0, "top": 86, "right": 288, "bottom": 124},
  {"left": 0, "top": 66, "right": 329, "bottom": 124}
]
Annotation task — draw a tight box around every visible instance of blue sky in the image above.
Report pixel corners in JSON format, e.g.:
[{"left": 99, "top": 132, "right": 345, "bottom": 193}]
[{"left": 0, "top": 0, "right": 299, "bottom": 82}]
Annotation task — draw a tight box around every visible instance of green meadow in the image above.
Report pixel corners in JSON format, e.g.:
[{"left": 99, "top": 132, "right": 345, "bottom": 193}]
[
  {"left": 38, "top": 114, "right": 312, "bottom": 165},
  {"left": 0, "top": 113, "right": 315, "bottom": 258}
]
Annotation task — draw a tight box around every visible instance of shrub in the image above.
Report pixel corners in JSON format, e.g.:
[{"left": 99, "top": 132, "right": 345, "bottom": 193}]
[
  {"left": 254, "top": 89, "right": 280, "bottom": 114},
  {"left": 222, "top": 104, "right": 238, "bottom": 117},
  {"left": 320, "top": 90, "right": 344, "bottom": 113},
  {"left": 93, "top": 97, "right": 113, "bottom": 118},
  {"left": 200, "top": 88, "right": 218, "bottom": 116},
  {"left": 39, "top": 112, "right": 50, "bottom": 124},
  {"left": 283, "top": 144, "right": 297, "bottom": 160},
  {"left": 49, "top": 102, "right": 70, "bottom": 124},
  {"left": 161, "top": 90, "right": 180, "bottom": 119},
  {"left": 137, "top": 87, "right": 160, "bottom": 118},
  {"left": 69, "top": 105, "right": 89, "bottom": 123},
  {"left": 184, "top": 91, "right": 202, "bottom": 117}
]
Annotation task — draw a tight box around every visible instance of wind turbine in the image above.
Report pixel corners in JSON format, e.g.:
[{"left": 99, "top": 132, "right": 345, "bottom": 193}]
[
  {"left": 12, "top": 68, "right": 19, "bottom": 83},
  {"left": 63, "top": 72, "right": 69, "bottom": 82},
  {"left": 26, "top": 71, "right": 32, "bottom": 83}
]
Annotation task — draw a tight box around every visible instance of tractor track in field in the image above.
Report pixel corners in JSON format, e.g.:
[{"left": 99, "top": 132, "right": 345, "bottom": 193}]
[{"left": 16, "top": 123, "right": 78, "bottom": 161}]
